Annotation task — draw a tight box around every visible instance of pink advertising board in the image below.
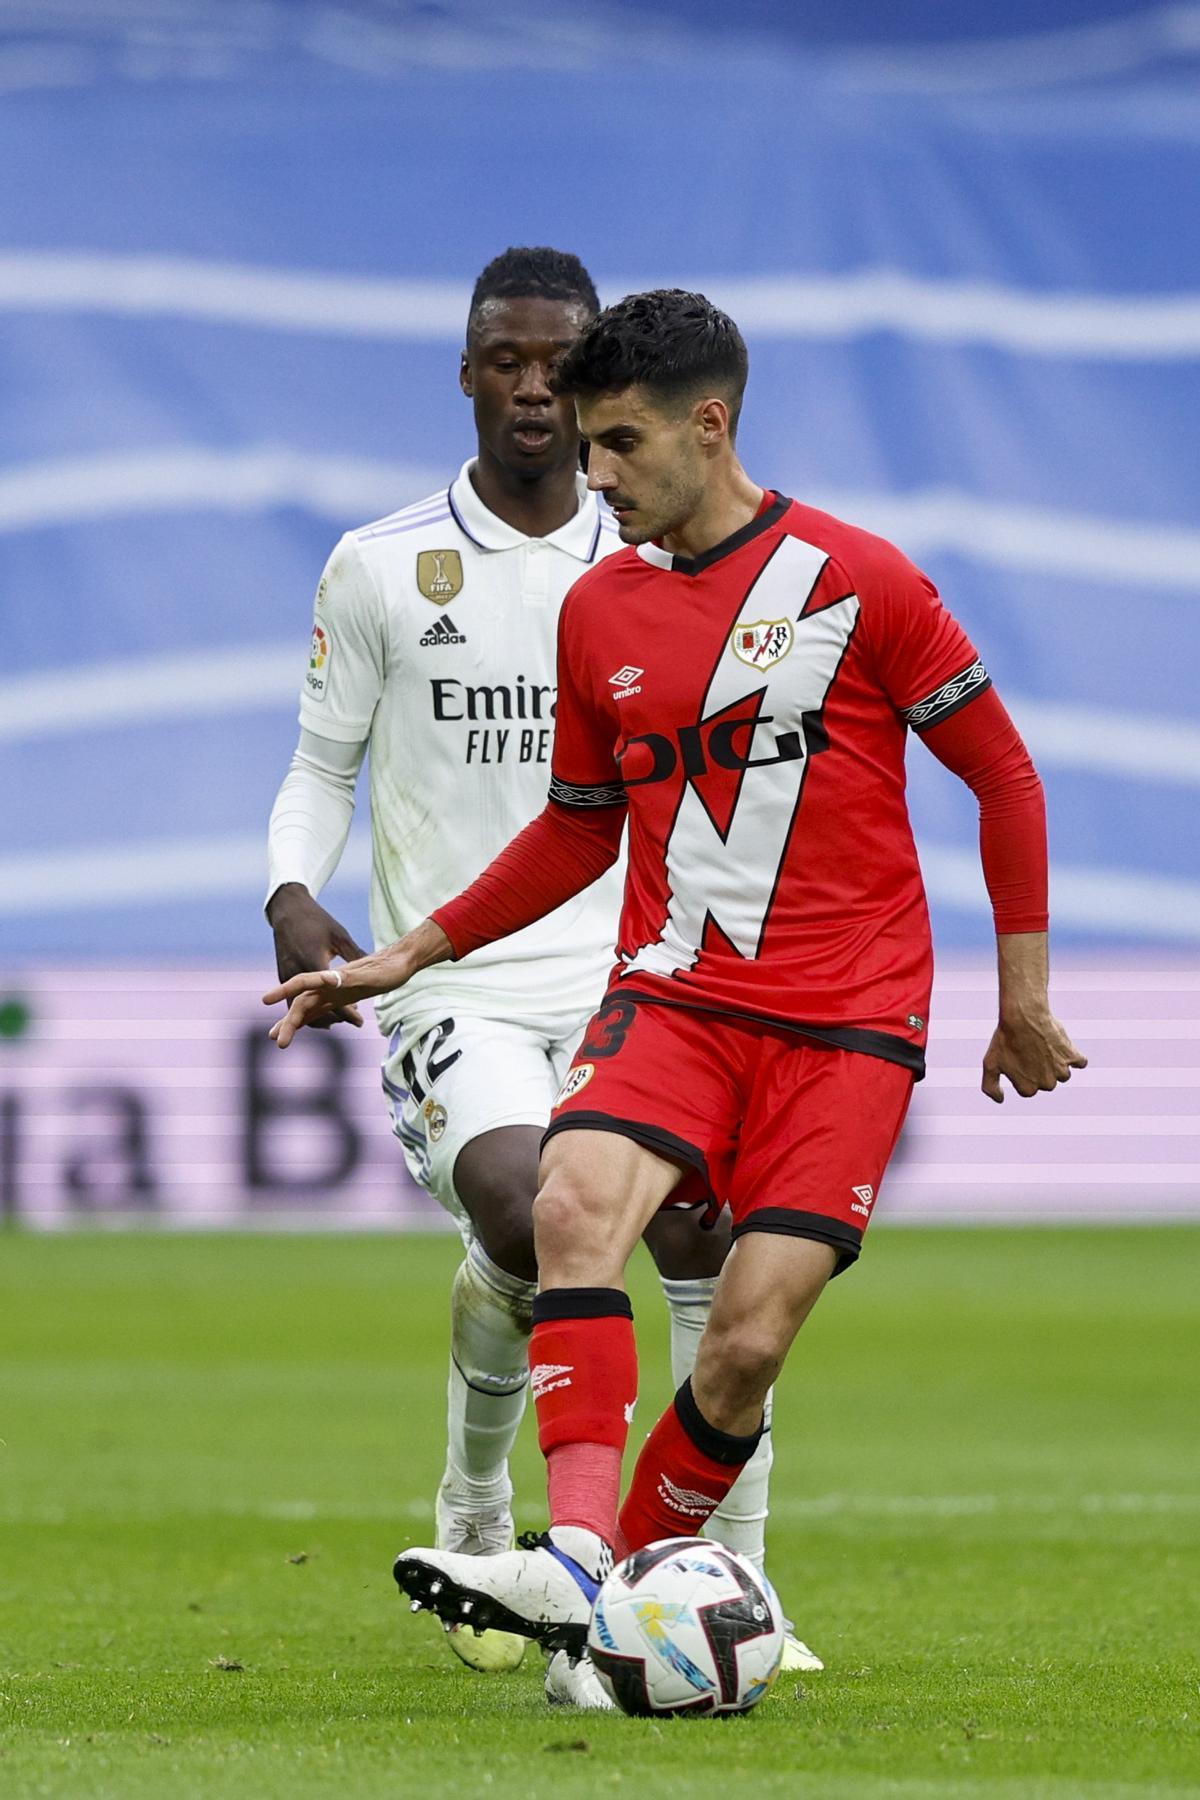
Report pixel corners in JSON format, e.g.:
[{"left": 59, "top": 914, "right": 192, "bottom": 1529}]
[{"left": 1, "top": 958, "right": 1196, "bottom": 1229}]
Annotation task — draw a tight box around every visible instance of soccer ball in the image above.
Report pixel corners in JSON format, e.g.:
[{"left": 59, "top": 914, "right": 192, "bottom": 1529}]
[{"left": 587, "top": 1537, "right": 784, "bottom": 1716}]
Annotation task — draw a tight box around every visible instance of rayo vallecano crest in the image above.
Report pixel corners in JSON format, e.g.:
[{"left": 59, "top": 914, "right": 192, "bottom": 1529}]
[
  {"left": 731, "top": 618, "right": 793, "bottom": 668},
  {"left": 417, "top": 549, "right": 464, "bottom": 605}
]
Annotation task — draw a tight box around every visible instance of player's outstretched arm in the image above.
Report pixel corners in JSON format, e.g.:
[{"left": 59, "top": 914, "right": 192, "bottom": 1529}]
[
  {"left": 981, "top": 931, "right": 1087, "bottom": 1104},
  {"left": 263, "top": 798, "right": 624, "bottom": 1047},
  {"left": 263, "top": 918, "right": 452, "bottom": 1047},
  {"left": 919, "top": 685, "right": 1087, "bottom": 1103}
]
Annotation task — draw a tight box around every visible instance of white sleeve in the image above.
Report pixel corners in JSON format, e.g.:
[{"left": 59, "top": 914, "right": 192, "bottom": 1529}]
[
  {"left": 265, "top": 729, "right": 367, "bottom": 909},
  {"left": 297, "top": 532, "right": 389, "bottom": 742}
]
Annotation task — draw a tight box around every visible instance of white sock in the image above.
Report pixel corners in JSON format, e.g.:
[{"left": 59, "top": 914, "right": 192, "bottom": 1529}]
[
  {"left": 660, "top": 1273, "right": 774, "bottom": 1570},
  {"left": 443, "top": 1239, "right": 534, "bottom": 1513}
]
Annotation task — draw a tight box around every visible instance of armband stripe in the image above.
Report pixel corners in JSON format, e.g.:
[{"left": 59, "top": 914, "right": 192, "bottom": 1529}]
[
  {"left": 903, "top": 660, "right": 991, "bottom": 731},
  {"left": 548, "top": 775, "right": 627, "bottom": 809}
]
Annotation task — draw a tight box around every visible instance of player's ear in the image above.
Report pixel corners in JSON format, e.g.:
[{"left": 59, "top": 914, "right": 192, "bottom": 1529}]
[
  {"left": 459, "top": 349, "right": 473, "bottom": 398},
  {"left": 697, "top": 396, "right": 730, "bottom": 448}
]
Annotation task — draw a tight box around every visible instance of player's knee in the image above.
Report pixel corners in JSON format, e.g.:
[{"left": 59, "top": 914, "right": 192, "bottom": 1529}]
[
  {"left": 532, "top": 1169, "right": 616, "bottom": 1283},
  {"left": 458, "top": 1169, "right": 537, "bottom": 1282}
]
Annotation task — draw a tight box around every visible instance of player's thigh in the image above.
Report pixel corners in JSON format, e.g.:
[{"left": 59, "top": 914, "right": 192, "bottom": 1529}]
[
  {"left": 381, "top": 1012, "right": 561, "bottom": 1241},
  {"left": 534, "top": 1126, "right": 686, "bottom": 1291},
  {"left": 730, "top": 1040, "right": 915, "bottom": 1277},
  {"left": 544, "top": 998, "right": 746, "bottom": 1259}
]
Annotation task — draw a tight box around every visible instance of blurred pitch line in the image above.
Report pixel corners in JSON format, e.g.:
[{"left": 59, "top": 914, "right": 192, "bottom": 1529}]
[
  {"left": 1, "top": 832, "right": 1198, "bottom": 938},
  {"left": 4, "top": 251, "right": 1200, "bottom": 359}
]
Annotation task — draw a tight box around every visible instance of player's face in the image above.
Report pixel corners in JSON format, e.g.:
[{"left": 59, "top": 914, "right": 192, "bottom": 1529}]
[
  {"left": 578, "top": 387, "right": 709, "bottom": 544},
  {"left": 461, "top": 296, "right": 591, "bottom": 478}
]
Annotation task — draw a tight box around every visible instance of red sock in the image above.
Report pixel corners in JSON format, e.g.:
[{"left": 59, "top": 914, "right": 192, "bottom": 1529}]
[
  {"left": 529, "top": 1288, "right": 637, "bottom": 1547},
  {"left": 619, "top": 1377, "right": 763, "bottom": 1552}
]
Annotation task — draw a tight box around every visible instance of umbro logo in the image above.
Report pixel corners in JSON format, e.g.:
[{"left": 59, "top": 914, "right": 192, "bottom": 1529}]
[
  {"left": 609, "top": 665, "right": 643, "bottom": 699},
  {"left": 850, "top": 1183, "right": 875, "bottom": 1218},
  {"left": 656, "top": 1473, "right": 719, "bottom": 1518},
  {"left": 419, "top": 614, "right": 467, "bottom": 648},
  {"left": 530, "top": 1362, "right": 573, "bottom": 1400}
]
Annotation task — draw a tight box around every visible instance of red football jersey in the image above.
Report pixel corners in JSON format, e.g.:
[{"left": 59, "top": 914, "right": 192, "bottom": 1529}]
[{"left": 549, "top": 493, "right": 991, "bottom": 1072}]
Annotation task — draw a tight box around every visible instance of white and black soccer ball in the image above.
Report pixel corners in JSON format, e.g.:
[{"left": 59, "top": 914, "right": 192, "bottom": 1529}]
[{"left": 587, "top": 1537, "right": 784, "bottom": 1716}]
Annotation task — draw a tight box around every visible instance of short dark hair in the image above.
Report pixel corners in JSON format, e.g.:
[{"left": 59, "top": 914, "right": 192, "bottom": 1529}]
[
  {"left": 552, "top": 289, "right": 749, "bottom": 432},
  {"left": 468, "top": 247, "right": 600, "bottom": 335}
]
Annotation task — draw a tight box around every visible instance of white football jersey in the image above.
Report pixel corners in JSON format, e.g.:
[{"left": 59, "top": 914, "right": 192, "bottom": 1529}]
[{"left": 298, "top": 460, "right": 624, "bottom": 1032}]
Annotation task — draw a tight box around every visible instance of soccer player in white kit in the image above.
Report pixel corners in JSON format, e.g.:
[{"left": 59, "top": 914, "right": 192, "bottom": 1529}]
[{"left": 265, "top": 249, "right": 816, "bottom": 1703}]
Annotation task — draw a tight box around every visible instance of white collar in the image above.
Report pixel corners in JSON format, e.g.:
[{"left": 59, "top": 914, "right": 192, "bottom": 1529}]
[
  {"left": 448, "top": 459, "right": 604, "bottom": 562},
  {"left": 635, "top": 542, "right": 674, "bottom": 570}
]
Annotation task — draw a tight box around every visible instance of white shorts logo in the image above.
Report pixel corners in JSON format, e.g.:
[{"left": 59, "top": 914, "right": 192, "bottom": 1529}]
[
  {"left": 423, "top": 1098, "right": 448, "bottom": 1143},
  {"left": 656, "top": 1474, "right": 719, "bottom": 1518},
  {"left": 554, "top": 1062, "right": 595, "bottom": 1107},
  {"left": 530, "top": 1362, "right": 574, "bottom": 1400}
]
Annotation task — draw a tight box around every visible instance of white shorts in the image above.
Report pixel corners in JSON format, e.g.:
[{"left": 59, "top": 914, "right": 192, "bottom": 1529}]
[{"left": 380, "top": 1005, "right": 588, "bottom": 1236}]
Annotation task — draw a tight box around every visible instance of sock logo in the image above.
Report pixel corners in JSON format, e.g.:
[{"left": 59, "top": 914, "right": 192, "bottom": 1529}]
[
  {"left": 656, "top": 1473, "right": 720, "bottom": 1518},
  {"left": 624, "top": 1401, "right": 637, "bottom": 1425},
  {"left": 530, "top": 1362, "right": 574, "bottom": 1400}
]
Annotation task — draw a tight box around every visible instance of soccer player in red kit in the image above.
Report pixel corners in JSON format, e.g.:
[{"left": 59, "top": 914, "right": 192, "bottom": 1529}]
[{"left": 266, "top": 289, "right": 1087, "bottom": 1670}]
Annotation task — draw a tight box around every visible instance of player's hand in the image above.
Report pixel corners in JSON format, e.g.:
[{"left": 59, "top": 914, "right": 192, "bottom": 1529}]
[
  {"left": 263, "top": 919, "right": 454, "bottom": 1048},
  {"left": 267, "top": 883, "right": 368, "bottom": 1029},
  {"left": 981, "top": 1009, "right": 1087, "bottom": 1103}
]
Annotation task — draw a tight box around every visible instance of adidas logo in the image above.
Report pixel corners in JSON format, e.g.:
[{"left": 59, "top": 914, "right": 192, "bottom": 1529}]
[
  {"left": 419, "top": 614, "right": 467, "bottom": 647},
  {"left": 530, "top": 1362, "right": 574, "bottom": 1400},
  {"left": 656, "top": 1473, "right": 719, "bottom": 1518}
]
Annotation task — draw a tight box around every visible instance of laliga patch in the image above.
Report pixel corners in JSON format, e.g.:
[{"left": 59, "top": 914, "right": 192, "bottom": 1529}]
[
  {"left": 305, "top": 622, "right": 330, "bottom": 700},
  {"left": 417, "top": 549, "right": 464, "bottom": 605},
  {"left": 423, "top": 1098, "right": 448, "bottom": 1143},
  {"left": 731, "top": 618, "right": 793, "bottom": 669},
  {"left": 555, "top": 1062, "right": 595, "bottom": 1106}
]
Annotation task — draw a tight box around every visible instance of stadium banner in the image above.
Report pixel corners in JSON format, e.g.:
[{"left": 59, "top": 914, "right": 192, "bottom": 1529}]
[{"left": 0, "top": 957, "right": 1196, "bottom": 1230}]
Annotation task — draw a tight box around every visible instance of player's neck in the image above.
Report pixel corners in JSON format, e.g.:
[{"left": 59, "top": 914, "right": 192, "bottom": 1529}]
[
  {"left": 660, "top": 464, "right": 766, "bottom": 562},
  {"left": 469, "top": 448, "right": 581, "bottom": 540}
]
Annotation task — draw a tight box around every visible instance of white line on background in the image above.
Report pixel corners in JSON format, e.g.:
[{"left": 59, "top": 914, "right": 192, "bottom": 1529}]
[
  {"left": 4, "top": 249, "right": 1200, "bottom": 359},
  {"left": 8, "top": 630, "right": 1200, "bottom": 799},
  {"left": 909, "top": 1114, "right": 1200, "bottom": 1136},
  {"left": 4, "top": 447, "right": 1199, "bottom": 599},
  {"left": 2, "top": 832, "right": 1198, "bottom": 941},
  {"left": 922, "top": 1068, "right": 1200, "bottom": 1087},
  {"left": 935, "top": 1029, "right": 1200, "bottom": 1044}
]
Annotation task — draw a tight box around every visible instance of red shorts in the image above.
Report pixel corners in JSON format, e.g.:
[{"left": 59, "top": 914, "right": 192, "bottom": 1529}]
[{"left": 546, "top": 996, "right": 914, "bottom": 1275}]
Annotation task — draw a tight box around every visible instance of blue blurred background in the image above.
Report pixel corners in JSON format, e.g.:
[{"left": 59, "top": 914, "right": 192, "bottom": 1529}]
[{"left": 2, "top": 0, "right": 1198, "bottom": 961}]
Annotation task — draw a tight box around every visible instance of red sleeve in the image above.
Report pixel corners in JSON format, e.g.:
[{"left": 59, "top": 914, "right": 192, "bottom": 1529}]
[
  {"left": 431, "top": 802, "right": 624, "bottom": 959},
  {"left": 851, "top": 538, "right": 987, "bottom": 722},
  {"left": 547, "top": 580, "right": 625, "bottom": 803},
  {"left": 920, "top": 686, "right": 1049, "bottom": 935}
]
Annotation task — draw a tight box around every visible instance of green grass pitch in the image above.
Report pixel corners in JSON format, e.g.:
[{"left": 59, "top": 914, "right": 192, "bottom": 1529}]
[{"left": 1, "top": 1227, "right": 1197, "bottom": 1798}]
